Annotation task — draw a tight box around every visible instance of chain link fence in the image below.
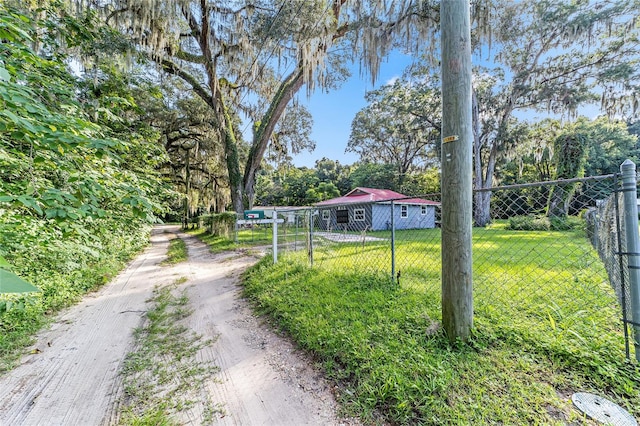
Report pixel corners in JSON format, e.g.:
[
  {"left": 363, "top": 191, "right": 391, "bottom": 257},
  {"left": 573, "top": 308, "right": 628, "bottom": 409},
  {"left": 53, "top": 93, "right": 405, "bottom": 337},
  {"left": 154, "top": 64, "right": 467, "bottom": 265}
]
[{"left": 253, "top": 172, "right": 639, "bottom": 360}]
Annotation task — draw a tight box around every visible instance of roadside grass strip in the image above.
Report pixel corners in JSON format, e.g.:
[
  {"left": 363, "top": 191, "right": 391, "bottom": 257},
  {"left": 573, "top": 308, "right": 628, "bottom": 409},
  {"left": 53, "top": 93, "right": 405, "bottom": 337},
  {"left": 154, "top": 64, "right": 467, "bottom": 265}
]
[
  {"left": 117, "top": 281, "right": 222, "bottom": 425},
  {"left": 186, "top": 229, "right": 237, "bottom": 254},
  {"left": 241, "top": 227, "right": 640, "bottom": 425},
  {"left": 160, "top": 238, "right": 188, "bottom": 266},
  {"left": 0, "top": 224, "right": 150, "bottom": 373}
]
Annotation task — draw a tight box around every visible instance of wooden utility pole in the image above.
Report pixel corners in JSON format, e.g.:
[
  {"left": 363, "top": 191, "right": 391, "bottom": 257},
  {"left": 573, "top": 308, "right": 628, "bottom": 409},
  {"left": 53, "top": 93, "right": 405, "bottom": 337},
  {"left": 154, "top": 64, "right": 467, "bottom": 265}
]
[{"left": 440, "top": 0, "right": 473, "bottom": 342}]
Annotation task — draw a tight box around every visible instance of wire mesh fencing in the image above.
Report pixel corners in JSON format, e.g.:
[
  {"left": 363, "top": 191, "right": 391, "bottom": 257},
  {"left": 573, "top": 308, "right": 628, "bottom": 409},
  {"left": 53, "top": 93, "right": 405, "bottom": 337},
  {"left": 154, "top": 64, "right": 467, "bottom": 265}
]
[{"left": 266, "top": 173, "right": 638, "bottom": 360}]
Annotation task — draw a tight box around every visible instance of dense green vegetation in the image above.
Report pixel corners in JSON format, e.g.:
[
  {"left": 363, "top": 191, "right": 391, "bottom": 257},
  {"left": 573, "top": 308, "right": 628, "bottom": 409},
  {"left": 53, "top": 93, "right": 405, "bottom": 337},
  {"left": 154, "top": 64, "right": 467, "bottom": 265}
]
[
  {"left": 0, "top": 6, "right": 168, "bottom": 370},
  {"left": 241, "top": 226, "right": 640, "bottom": 424}
]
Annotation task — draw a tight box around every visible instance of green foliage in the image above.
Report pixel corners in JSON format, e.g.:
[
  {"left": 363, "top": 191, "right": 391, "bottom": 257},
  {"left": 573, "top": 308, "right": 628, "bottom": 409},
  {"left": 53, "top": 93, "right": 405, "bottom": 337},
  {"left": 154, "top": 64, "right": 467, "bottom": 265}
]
[
  {"left": 305, "top": 182, "right": 340, "bottom": 203},
  {"left": 0, "top": 215, "right": 150, "bottom": 371},
  {"left": 548, "top": 118, "right": 619, "bottom": 218},
  {"left": 162, "top": 238, "right": 187, "bottom": 265},
  {"left": 583, "top": 117, "right": 639, "bottom": 177},
  {"left": 0, "top": 7, "right": 165, "bottom": 223},
  {"left": 242, "top": 227, "right": 639, "bottom": 424},
  {"left": 200, "top": 212, "right": 237, "bottom": 238},
  {"left": 553, "top": 120, "right": 590, "bottom": 181},
  {"left": 507, "top": 215, "right": 552, "bottom": 231},
  {"left": 314, "top": 157, "right": 352, "bottom": 194},
  {"left": 0, "top": 6, "right": 168, "bottom": 371},
  {"left": 350, "top": 163, "right": 399, "bottom": 191},
  {"left": 399, "top": 168, "right": 441, "bottom": 195},
  {"left": 347, "top": 78, "right": 441, "bottom": 177}
]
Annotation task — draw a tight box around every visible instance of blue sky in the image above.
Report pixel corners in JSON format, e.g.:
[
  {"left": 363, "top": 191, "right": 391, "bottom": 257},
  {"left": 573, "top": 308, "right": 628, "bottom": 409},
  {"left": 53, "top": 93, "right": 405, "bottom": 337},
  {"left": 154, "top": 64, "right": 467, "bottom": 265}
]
[
  {"left": 291, "top": 51, "right": 415, "bottom": 168},
  {"left": 291, "top": 47, "right": 604, "bottom": 169}
]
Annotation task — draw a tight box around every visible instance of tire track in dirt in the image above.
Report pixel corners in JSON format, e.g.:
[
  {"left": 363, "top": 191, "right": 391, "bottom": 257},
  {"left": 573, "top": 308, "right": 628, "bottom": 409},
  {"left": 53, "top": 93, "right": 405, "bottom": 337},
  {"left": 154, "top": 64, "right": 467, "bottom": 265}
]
[
  {"left": 0, "top": 226, "right": 177, "bottom": 426},
  {"left": 0, "top": 225, "right": 358, "bottom": 425},
  {"left": 169, "top": 231, "right": 358, "bottom": 425}
]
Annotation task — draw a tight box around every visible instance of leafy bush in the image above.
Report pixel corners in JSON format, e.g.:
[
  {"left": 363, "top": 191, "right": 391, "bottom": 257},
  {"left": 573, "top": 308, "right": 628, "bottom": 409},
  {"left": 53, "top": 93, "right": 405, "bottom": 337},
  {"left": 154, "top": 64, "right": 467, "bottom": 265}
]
[
  {"left": 200, "top": 212, "right": 236, "bottom": 238},
  {"left": 507, "top": 215, "right": 551, "bottom": 231},
  {"left": 0, "top": 211, "right": 151, "bottom": 371},
  {"left": 0, "top": 7, "right": 164, "bottom": 371}
]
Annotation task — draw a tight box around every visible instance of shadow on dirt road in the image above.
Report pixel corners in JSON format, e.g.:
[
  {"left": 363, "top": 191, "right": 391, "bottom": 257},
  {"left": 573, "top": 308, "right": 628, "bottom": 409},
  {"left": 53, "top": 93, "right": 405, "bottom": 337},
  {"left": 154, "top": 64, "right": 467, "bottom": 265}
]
[{"left": 0, "top": 225, "right": 358, "bottom": 425}]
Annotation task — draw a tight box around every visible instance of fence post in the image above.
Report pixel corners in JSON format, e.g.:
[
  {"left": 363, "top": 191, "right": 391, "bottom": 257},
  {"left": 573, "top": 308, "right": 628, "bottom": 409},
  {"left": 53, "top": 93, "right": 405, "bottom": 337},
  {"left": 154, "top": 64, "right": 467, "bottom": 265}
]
[
  {"left": 234, "top": 213, "right": 239, "bottom": 243},
  {"left": 391, "top": 201, "right": 396, "bottom": 283},
  {"left": 620, "top": 159, "right": 640, "bottom": 361},
  {"left": 273, "top": 208, "right": 278, "bottom": 264},
  {"left": 308, "top": 209, "right": 314, "bottom": 266},
  {"left": 294, "top": 210, "right": 298, "bottom": 251}
]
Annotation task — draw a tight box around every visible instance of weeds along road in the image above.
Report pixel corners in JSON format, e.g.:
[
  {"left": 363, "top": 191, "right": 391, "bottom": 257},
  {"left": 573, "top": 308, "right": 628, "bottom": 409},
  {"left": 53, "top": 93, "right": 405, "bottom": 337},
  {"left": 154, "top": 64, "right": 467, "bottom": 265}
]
[{"left": 0, "top": 225, "right": 353, "bottom": 426}]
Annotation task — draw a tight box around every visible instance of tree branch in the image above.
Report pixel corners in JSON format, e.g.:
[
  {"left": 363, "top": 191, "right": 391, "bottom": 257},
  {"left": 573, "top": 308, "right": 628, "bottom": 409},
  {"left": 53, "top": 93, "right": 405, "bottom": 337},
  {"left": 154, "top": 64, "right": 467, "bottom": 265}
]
[
  {"left": 159, "top": 58, "right": 215, "bottom": 110},
  {"left": 172, "top": 48, "right": 206, "bottom": 64},
  {"left": 243, "top": 68, "right": 305, "bottom": 203}
]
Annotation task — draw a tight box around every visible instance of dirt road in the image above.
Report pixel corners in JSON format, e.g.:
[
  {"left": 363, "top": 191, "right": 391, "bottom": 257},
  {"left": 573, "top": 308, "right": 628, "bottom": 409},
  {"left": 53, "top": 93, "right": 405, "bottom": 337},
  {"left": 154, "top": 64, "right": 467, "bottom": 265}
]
[{"left": 0, "top": 225, "right": 354, "bottom": 425}]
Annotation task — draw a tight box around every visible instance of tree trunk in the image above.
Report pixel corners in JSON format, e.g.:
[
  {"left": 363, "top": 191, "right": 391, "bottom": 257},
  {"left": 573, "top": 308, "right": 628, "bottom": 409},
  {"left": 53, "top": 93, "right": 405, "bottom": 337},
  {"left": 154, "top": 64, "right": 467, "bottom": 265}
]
[
  {"left": 441, "top": 0, "right": 474, "bottom": 343},
  {"left": 220, "top": 109, "right": 244, "bottom": 214},
  {"left": 472, "top": 136, "right": 500, "bottom": 226},
  {"left": 184, "top": 147, "right": 191, "bottom": 228},
  {"left": 474, "top": 190, "right": 492, "bottom": 226},
  {"left": 243, "top": 69, "right": 304, "bottom": 208},
  {"left": 547, "top": 185, "right": 571, "bottom": 218}
]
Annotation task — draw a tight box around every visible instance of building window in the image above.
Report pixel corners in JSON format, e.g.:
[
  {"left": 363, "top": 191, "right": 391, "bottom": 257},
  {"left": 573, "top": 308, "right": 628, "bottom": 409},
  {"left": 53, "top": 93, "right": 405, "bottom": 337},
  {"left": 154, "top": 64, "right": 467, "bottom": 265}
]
[
  {"left": 322, "top": 210, "right": 330, "bottom": 220},
  {"left": 354, "top": 208, "right": 365, "bottom": 221},
  {"left": 336, "top": 207, "right": 349, "bottom": 224},
  {"left": 401, "top": 205, "right": 408, "bottom": 218},
  {"left": 421, "top": 205, "right": 427, "bottom": 215}
]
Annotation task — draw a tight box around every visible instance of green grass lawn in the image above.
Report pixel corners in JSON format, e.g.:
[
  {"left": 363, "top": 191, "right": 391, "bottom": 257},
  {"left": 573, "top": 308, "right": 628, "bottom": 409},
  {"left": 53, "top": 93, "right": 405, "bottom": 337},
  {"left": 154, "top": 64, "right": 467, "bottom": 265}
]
[
  {"left": 238, "top": 225, "right": 640, "bottom": 424},
  {"left": 188, "top": 224, "right": 307, "bottom": 253}
]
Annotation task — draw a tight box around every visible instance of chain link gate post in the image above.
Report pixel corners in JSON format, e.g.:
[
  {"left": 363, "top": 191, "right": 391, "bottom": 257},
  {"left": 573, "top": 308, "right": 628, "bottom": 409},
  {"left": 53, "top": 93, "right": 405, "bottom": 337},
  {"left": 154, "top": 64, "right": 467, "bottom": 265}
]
[
  {"left": 308, "top": 209, "right": 314, "bottom": 267},
  {"left": 391, "top": 201, "right": 396, "bottom": 284},
  {"left": 272, "top": 208, "right": 278, "bottom": 264},
  {"left": 620, "top": 159, "right": 640, "bottom": 361}
]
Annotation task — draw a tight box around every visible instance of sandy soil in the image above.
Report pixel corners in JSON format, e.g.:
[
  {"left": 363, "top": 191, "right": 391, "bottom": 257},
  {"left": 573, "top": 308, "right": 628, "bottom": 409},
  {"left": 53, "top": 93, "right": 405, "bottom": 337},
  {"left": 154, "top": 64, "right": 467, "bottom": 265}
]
[{"left": 0, "top": 225, "right": 358, "bottom": 426}]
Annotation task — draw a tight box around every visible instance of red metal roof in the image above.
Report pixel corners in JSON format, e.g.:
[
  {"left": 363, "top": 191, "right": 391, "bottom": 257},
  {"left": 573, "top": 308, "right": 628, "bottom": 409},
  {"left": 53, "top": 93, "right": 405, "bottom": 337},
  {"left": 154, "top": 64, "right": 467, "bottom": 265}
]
[{"left": 316, "top": 187, "right": 440, "bottom": 206}]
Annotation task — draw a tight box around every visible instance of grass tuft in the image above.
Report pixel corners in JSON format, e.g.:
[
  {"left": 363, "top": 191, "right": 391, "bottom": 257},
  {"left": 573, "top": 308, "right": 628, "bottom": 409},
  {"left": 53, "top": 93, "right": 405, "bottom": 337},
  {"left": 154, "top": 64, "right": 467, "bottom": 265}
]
[
  {"left": 161, "top": 238, "right": 188, "bottom": 265},
  {"left": 117, "top": 281, "right": 223, "bottom": 425}
]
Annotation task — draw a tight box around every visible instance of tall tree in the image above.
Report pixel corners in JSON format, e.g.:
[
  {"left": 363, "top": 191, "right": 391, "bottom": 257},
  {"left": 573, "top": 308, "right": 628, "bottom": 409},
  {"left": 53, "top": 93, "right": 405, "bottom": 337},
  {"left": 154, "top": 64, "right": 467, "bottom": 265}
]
[
  {"left": 159, "top": 93, "right": 231, "bottom": 218},
  {"left": 347, "top": 77, "right": 441, "bottom": 184},
  {"left": 314, "top": 157, "right": 352, "bottom": 194},
  {"left": 349, "top": 163, "right": 400, "bottom": 191},
  {"left": 469, "top": 0, "right": 640, "bottom": 226},
  {"left": 83, "top": 0, "right": 440, "bottom": 212}
]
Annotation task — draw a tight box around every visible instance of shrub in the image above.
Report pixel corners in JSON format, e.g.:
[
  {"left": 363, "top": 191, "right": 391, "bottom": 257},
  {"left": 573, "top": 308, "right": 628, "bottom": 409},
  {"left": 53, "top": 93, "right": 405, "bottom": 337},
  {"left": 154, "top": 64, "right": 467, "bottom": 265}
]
[
  {"left": 507, "top": 215, "right": 583, "bottom": 231},
  {"left": 200, "top": 212, "right": 236, "bottom": 238},
  {"left": 506, "top": 215, "right": 550, "bottom": 231}
]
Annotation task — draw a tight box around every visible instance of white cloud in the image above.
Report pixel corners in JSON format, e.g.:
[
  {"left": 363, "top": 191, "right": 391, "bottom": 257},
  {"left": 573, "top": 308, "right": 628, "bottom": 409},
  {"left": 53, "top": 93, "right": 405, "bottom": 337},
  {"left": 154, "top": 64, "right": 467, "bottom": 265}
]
[{"left": 385, "top": 76, "right": 399, "bottom": 86}]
